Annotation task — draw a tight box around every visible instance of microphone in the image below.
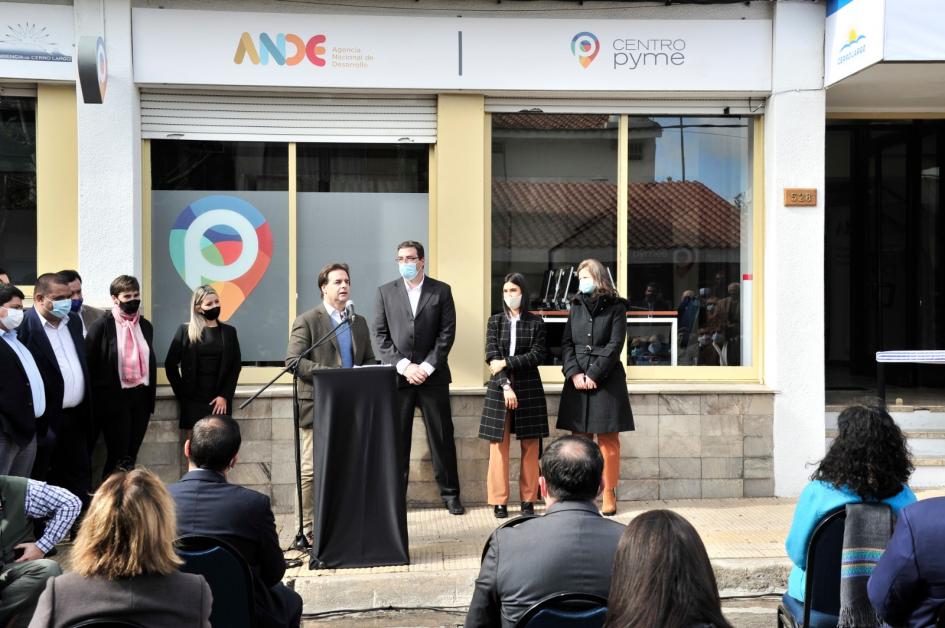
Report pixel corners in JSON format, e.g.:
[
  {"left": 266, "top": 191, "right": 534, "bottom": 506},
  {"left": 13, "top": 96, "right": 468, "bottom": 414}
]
[{"left": 343, "top": 301, "right": 356, "bottom": 322}]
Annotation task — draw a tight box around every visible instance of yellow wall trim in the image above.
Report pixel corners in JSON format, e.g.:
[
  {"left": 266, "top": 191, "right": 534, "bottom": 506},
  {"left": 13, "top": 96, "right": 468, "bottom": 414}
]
[{"left": 36, "top": 84, "right": 78, "bottom": 276}]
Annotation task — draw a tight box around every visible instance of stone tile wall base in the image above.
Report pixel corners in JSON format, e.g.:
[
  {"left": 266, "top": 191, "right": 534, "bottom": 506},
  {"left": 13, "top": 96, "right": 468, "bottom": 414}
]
[{"left": 146, "top": 391, "right": 774, "bottom": 508}]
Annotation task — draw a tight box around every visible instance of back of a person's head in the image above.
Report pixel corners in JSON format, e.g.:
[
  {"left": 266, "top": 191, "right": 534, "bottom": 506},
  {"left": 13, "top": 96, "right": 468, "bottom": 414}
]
[
  {"left": 189, "top": 416, "right": 241, "bottom": 473},
  {"left": 72, "top": 468, "right": 182, "bottom": 580},
  {"left": 604, "top": 510, "right": 731, "bottom": 628},
  {"left": 813, "top": 403, "right": 913, "bottom": 500},
  {"left": 540, "top": 436, "right": 603, "bottom": 501}
]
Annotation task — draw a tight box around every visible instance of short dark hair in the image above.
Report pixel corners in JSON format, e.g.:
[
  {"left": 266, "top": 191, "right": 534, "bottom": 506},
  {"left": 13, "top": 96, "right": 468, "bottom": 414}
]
[
  {"left": 59, "top": 269, "right": 82, "bottom": 284},
  {"left": 0, "top": 284, "right": 25, "bottom": 305},
  {"left": 540, "top": 436, "right": 604, "bottom": 501},
  {"left": 0, "top": 267, "right": 10, "bottom": 283},
  {"left": 396, "top": 240, "right": 425, "bottom": 260},
  {"left": 35, "top": 272, "right": 70, "bottom": 297},
  {"left": 189, "top": 416, "right": 242, "bottom": 472},
  {"left": 109, "top": 275, "right": 140, "bottom": 297},
  {"left": 317, "top": 263, "right": 350, "bottom": 290}
]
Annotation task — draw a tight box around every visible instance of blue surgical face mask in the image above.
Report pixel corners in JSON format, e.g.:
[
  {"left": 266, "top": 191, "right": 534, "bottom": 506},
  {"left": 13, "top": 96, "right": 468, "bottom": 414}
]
[
  {"left": 399, "top": 262, "right": 419, "bottom": 281},
  {"left": 70, "top": 298, "right": 83, "bottom": 313},
  {"left": 50, "top": 298, "right": 71, "bottom": 320},
  {"left": 579, "top": 278, "right": 596, "bottom": 295}
]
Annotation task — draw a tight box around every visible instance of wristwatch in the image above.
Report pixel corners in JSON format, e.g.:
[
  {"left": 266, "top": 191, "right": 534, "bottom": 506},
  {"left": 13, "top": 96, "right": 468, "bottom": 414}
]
[{"left": 502, "top": 383, "right": 512, "bottom": 391}]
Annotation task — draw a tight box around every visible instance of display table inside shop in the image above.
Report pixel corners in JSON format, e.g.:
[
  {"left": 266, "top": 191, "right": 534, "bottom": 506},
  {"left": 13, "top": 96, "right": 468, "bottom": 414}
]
[
  {"left": 310, "top": 366, "right": 409, "bottom": 569},
  {"left": 533, "top": 310, "right": 679, "bottom": 366}
]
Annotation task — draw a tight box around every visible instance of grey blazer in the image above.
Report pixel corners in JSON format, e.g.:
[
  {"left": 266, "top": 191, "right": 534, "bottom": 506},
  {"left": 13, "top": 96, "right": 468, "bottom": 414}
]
[
  {"left": 286, "top": 305, "right": 375, "bottom": 428},
  {"left": 373, "top": 275, "right": 456, "bottom": 386},
  {"left": 465, "top": 500, "right": 625, "bottom": 628},
  {"left": 28, "top": 571, "right": 212, "bottom": 628}
]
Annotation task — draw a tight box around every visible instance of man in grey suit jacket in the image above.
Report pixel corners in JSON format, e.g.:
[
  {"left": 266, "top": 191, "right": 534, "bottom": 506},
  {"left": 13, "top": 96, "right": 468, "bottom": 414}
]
[
  {"left": 374, "top": 240, "right": 463, "bottom": 514},
  {"left": 465, "top": 436, "right": 625, "bottom": 627},
  {"left": 286, "top": 262, "right": 375, "bottom": 541}
]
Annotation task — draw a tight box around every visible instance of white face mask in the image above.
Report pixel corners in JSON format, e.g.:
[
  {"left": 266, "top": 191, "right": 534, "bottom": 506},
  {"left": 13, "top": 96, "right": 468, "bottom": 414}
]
[
  {"left": 0, "top": 307, "right": 24, "bottom": 331},
  {"left": 504, "top": 294, "right": 522, "bottom": 310}
]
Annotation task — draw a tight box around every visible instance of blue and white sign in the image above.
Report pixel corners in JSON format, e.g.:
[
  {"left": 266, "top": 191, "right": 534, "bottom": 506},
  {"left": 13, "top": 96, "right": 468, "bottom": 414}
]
[
  {"left": 824, "top": 0, "right": 884, "bottom": 86},
  {"left": 0, "top": 2, "right": 75, "bottom": 81}
]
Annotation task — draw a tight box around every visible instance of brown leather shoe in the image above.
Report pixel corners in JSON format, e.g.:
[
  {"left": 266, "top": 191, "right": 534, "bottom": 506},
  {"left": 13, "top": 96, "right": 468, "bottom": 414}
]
[{"left": 602, "top": 488, "right": 617, "bottom": 516}]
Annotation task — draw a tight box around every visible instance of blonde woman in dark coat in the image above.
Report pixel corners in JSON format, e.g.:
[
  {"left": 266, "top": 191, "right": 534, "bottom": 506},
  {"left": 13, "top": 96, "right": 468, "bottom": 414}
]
[
  {"left": 557, "top": 259, "right": 634, "bottom": 516},
  {"left": 479, "top": 273, "right": 549, "bottom": 519}
]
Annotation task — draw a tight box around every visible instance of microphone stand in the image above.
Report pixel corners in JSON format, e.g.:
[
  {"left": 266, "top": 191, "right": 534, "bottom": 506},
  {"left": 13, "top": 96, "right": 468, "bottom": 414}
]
[{"left": 240, "top": 315, "right": 352, "bottom": 557}]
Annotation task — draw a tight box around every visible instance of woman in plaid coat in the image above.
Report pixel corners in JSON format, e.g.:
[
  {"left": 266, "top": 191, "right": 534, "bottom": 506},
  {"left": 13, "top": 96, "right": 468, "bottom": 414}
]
[{"left": 479, "top": 273, "right": 549, "bottom": 519}]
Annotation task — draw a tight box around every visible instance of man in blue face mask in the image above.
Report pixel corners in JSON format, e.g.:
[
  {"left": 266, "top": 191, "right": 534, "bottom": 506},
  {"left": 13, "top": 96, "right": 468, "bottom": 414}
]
[
  {"left": 58, "top": 270, "right": 104, "bottom": 339},
  {"left": 373, "top": 240, "right": 464, "bottom": 515},
  {"left": 17, "top": 272, "right": 92, "bottom": 515}
]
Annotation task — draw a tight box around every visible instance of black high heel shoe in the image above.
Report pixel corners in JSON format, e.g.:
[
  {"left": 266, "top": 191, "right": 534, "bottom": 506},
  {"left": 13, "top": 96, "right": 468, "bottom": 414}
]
[
  {"left": 520, "top": 502, "right": 535, "bottom": 516},
  {"left": 493, "top": 505, "right": 508, "bottom": 519}
]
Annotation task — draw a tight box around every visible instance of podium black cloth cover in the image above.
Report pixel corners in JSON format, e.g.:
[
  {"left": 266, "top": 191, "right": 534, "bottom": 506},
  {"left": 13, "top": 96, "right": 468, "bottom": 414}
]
[{"left": 309, "top": 366, "right": 409, "bottom": 568}]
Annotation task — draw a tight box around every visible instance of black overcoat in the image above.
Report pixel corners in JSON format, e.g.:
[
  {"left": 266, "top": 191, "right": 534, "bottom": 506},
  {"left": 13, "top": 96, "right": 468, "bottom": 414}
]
[
  {"left": 556, "top": 293, "right": 634, "bottom": 434},
  {"left": 479, "top": 312, "right": 549, "bottom": 442}
]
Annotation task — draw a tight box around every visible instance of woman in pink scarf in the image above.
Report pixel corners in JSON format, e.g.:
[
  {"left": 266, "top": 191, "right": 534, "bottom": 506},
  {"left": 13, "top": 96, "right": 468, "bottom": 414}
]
[{"left": 85, "top": 275, "right": 157, "bottom": 480}]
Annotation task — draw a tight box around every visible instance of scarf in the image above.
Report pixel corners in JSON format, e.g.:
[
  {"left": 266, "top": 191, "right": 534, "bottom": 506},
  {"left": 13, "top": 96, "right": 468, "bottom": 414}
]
[
  {"left": 112, "top": 305, "right": 149, "bottom": 389},
  {"left": 838, "top": 502, "right": 894, "bottom": 628}
]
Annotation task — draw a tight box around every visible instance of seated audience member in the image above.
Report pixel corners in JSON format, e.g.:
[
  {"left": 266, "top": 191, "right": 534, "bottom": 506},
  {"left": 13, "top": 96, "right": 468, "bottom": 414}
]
[
  {"left": 784, "top": 404, "right": 915, "bottom": 610},
  {"left": 465, "top": 435, "right": 625, "bottom": 628},
  {"left": 170, "top": 416, "right": 303, "bottom": 628},
  {"left": 29, "top": 469, "right": 211, "bottom": 628},
  {"left": 0, "top": 475, "right": 79, "bottom": 628},
  {"left": 0, "top": 284, "right": 45, "bottom": 476},
  {"left": 604, "top": 509, "right": 732, "bottom": 628},
  {"left": 868, "top": 496, "right": 945, "bottom": 627}
]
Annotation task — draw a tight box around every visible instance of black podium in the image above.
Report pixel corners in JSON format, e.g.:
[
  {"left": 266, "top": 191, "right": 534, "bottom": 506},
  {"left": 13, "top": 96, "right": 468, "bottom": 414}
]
[{"left": 309, "top": 366, "right": 409, "bottom": 569}]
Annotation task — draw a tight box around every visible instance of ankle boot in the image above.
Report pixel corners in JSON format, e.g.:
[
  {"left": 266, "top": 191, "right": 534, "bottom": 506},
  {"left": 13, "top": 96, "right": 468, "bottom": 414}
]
[{"left": 602, "top": 488, "right": 617, "bottom": 516}]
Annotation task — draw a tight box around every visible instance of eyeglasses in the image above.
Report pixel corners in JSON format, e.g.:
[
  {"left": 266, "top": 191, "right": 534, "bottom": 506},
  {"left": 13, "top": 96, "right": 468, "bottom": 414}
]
[{"left": 395, "top": 256, "right": 419, "bottom": 263}]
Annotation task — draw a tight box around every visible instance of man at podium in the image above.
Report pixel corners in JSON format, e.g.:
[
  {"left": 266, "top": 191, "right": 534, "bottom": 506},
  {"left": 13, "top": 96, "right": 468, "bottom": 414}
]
[{"left": 285, "top": 262, "right": 376, "bottom": 543}]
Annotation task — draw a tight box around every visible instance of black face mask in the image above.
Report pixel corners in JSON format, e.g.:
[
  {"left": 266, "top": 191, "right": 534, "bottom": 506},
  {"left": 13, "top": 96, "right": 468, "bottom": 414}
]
[
  {"left": 201, "top": 306, "right": 221, "bottom": 321},
  {"left": 119, "top": 299, "right": 141, "bottom": 315}
]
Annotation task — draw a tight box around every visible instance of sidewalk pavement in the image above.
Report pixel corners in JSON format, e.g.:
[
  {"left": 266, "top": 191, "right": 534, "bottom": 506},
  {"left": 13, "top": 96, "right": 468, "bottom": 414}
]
[{"left": 284, "top": 488, "right": 945, "bottom": 615}]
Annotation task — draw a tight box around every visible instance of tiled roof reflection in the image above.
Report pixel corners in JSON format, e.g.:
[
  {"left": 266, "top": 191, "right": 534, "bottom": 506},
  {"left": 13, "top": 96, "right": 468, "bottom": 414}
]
[{"left": 492, "top": 180, "right": 741, "bottom": 250}]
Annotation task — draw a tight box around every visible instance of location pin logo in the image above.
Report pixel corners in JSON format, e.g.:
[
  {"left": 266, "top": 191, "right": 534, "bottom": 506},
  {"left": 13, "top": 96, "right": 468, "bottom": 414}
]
[
  {"left": 571, "top": 32, "right": 600, "bottom": 69},
  {"left": 169, "top": 195, "right": 273, "bottom": 320}
]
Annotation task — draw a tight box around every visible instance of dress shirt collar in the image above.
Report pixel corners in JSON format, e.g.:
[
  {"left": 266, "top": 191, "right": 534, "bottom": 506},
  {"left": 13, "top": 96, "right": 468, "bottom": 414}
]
[
  {"left": 323, "top": 301, "right": 345, "bottom": 320},
  {"left": 403, "top": 275, "right": 425, "bottom": 293},
  {"left": 181, "top": 468, "right": 228, "bottom": 483},
  {"left": 41, "top": 314, "right": 70, "bottom": 330},
  {"left": 545, "top": 499, "right": 603, "bottom": 516}
]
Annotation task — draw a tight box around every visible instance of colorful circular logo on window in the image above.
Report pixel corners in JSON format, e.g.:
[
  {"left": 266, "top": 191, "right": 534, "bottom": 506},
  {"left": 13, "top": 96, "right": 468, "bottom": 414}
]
[
  {"left": 169, "top": 195, "right": 272, "bottom": 320},
  {"left": 571, "top": 32, "right": 600, "bottom": 69}
]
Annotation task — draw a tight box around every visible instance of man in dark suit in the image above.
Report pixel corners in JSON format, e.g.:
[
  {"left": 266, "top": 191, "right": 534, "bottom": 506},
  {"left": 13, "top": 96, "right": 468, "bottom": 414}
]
[
  {"left": 373, "top": 240, "right": 463, "bottom": 515},
  {"left": 170, "top": 416, "right": 303, "bottom": 628},
  {"left": 868, "top": 496, "right": 945, "bottom": 626},
  {"left": 465, "top": 436, "right": 625, "bottom": 627},
  {"left": 286, "top": 262, "right": 375, "bottom": 542},
  {"left": 0, "top": 284, "right": 45, "bottom": 476},
  {"left": 17, "top": 272, "right": 92, "bottom": 509}
]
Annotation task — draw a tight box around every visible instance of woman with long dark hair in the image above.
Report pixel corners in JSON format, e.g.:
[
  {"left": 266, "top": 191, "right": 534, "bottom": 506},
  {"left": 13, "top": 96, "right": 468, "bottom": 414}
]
[
  {"left": 165, "top": 285, "right": 241, "bottom": 431},
  {"left": 557, "top": 259, "right": 634, "bottom": 516},
  {"left": 783, "top": 404, "right": 915, "bottom": 607},
  {"left": 479, "top": 273, "right": 548, "bottom": 518},
  {"left": 605, "top": 510, "right": 732, "bottom": 628}
]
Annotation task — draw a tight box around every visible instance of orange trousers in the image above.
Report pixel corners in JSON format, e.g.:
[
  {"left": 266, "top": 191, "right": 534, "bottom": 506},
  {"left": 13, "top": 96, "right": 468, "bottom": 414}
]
[
  {"left": 487, "top": 419, "right": 540, "bottom": 505},
  {"left": 573, "top": 432, "right": 620, "bottom": 489}
]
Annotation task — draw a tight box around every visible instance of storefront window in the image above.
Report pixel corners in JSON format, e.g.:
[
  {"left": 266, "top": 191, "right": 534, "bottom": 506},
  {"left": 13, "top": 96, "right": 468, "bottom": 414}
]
[
  {"left": 627, "top": 116, "right": 753, "bottom": 367},
  {"left": 491, "top": 113, "right": 619, "bottom": 365},
  {"left": 0, "top": 96, "right": 36, "bottom": 285},
  {"left": 150, "top": 140, "right": 289, "bottom": 366},
  {"left": 296, "top": 144, "right": 428, "bottom": 344}
]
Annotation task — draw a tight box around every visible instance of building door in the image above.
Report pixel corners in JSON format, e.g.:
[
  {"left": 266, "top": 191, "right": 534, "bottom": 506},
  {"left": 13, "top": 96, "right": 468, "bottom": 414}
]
[{"left": 826, "top": 121, "right": 945, "bottom": 392}]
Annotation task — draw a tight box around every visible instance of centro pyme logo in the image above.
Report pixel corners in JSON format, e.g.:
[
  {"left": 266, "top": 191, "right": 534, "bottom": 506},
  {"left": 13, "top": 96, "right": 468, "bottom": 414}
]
[
  {"left": 169, "top": 195, "right": 273, "bottom": 320},
  {"left": 571, "top": 32, "right": 600, "bottom": 68}
]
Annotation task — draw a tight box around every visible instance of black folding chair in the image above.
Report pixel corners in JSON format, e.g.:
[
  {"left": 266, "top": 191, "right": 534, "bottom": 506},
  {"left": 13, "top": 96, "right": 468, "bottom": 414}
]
[
  {"left": 515, "top": 592, "right": 608, "bottom": 628},
  {"left": 177, "top": 534, "right": 257, "bottom": 628},
  {"left": 777, "top": 507, "right": 846, "bottom": 628},
  {"left": 67, "top": 621, "right": 145, "bottom": 628}
]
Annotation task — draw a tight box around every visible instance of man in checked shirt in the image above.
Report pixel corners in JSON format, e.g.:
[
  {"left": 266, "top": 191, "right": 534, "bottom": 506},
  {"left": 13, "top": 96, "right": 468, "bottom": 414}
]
[{"left": 0, "top": 474, "right": 80, "bottom": 627}]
